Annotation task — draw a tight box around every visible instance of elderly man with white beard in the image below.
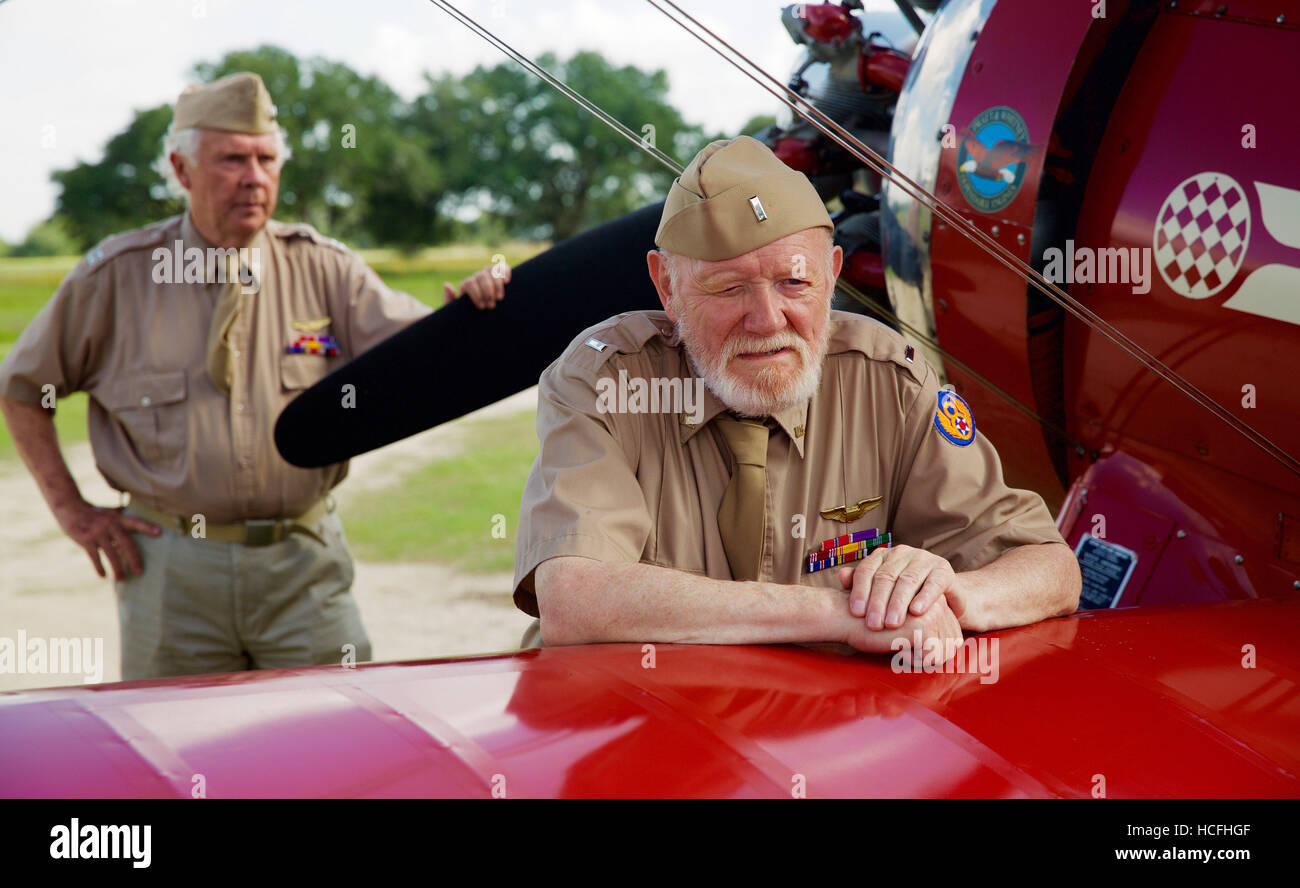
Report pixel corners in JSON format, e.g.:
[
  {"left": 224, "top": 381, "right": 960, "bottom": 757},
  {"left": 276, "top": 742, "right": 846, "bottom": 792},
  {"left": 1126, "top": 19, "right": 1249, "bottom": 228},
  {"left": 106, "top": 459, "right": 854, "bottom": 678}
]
[{"left": 511, "top": 136, "right": 1080, "bottom": 660}]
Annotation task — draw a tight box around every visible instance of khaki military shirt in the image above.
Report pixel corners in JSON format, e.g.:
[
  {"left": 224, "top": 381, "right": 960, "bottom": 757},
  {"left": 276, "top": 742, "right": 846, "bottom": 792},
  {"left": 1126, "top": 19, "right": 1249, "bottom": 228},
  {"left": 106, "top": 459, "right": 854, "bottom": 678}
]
[
  {"left": 512, "top": 310, "right": 1065, "bottom": 617},
  {"left": 0, "top": 213, "right": 430, "bottom": 523}
]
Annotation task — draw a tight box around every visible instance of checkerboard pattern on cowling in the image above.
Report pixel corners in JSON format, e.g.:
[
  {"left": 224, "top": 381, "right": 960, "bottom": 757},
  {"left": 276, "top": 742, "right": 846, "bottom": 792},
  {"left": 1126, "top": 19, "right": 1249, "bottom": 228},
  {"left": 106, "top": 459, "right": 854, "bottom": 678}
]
[{"left": 1153, "top": 172, "right": 1251, "bottom": 299}]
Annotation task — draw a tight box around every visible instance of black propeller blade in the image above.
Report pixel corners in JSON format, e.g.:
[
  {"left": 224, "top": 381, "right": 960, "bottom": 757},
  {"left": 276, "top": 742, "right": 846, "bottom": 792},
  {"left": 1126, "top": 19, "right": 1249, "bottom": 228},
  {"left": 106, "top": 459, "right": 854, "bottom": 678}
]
[{"left": 275, "top": 201, "right": 665, "bottom": 468}]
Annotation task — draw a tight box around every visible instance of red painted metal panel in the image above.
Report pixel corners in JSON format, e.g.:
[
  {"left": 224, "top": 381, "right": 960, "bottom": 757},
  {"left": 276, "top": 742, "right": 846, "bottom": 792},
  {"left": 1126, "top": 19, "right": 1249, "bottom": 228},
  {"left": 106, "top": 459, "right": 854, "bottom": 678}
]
[
  {"left": 1069, "top": 11, "right": 1300, "bottom": 487},
  {"left": 1058, "top": 450, "right": 1299, "bottom": 603},
  {"left": 1065, "top": 9, "right": 1300, "bottom": 603},
  {"left": 3, "top": 602, "right": 1297, "bottom": 798}
]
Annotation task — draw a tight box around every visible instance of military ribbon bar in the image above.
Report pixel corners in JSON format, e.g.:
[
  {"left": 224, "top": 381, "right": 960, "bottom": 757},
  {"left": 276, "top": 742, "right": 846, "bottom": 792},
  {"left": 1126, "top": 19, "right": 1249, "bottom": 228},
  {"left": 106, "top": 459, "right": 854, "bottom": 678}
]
[
  {"left": 286, "top": 334, "right": 340, "bottom": 357},
  {"left": 813, "top": 528, "right": 878, "bottom": 554},
  {"left": 806, "top": 532, "right": 892, "bottom": 574}
]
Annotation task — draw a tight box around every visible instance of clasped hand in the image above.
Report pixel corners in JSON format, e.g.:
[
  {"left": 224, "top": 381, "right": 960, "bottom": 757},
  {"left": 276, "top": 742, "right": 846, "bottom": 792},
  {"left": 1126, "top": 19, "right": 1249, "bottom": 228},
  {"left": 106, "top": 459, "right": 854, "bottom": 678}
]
[{"left": 837, "top": 545, "right": 967, "bottom": 664}]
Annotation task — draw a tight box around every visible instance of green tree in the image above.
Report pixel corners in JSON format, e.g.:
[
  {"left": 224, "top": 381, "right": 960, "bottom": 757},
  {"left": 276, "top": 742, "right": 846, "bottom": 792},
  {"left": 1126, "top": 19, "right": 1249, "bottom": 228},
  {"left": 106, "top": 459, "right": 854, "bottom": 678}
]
[
  {"left": 51, "top": 104, "right": 185, "bottom": 250},
  {"left": 417, "top": 52, "right": 710, "bottom": 240}
]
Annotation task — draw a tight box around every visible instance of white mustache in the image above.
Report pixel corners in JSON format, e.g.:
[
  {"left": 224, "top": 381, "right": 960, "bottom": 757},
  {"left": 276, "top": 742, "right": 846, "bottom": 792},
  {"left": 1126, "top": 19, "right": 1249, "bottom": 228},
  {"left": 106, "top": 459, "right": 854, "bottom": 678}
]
[{"left": 723, "top": 332, "right": 808, "bottom": 362}]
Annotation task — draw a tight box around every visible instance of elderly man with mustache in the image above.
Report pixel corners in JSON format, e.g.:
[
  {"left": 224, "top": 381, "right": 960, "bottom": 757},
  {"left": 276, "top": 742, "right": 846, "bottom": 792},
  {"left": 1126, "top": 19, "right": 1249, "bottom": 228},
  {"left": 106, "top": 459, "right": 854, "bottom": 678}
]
[{"left": 512, "top": 136, "right": 1080, "bottom": 660}]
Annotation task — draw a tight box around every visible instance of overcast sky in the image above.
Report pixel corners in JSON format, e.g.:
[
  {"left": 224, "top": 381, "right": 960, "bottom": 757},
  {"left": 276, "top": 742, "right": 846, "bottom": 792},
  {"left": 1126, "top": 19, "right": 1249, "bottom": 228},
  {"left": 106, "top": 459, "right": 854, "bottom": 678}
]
[{"left": 0, "top": 0, "right": 915, "bottom": 243}]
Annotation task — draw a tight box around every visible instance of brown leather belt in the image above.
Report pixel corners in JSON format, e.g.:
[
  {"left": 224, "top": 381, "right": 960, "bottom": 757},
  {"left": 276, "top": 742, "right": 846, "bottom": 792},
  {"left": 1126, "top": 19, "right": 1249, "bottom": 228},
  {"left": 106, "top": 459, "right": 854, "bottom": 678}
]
[{"left": 128, "top": 497, "right": 332, "bottom": 547}]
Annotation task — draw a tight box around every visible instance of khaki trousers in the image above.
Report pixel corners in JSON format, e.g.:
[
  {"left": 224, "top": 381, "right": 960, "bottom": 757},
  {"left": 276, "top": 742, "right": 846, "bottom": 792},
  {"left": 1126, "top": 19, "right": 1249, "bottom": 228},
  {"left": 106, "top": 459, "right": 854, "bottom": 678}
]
[{"left": 115, "top": 506, "right": 371, "bottom": 680}]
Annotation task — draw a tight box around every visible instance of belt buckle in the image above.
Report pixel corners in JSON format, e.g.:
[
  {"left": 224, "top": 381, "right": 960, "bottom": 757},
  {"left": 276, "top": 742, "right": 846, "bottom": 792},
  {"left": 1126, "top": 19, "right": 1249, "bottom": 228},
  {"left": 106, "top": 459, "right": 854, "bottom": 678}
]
[{"left": 244, "top": 519, "right": 279, "bottom": 546}]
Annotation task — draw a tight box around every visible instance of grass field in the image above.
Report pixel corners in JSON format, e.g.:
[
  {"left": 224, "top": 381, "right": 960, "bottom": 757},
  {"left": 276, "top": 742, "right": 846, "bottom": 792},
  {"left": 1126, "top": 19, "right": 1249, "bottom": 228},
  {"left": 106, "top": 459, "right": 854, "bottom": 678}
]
[
  {"left": 342, "top": 410, "right": 539, "bottom": 572},
  {"left": 0, "top": 242, "right": 544, "bottom": 460}
]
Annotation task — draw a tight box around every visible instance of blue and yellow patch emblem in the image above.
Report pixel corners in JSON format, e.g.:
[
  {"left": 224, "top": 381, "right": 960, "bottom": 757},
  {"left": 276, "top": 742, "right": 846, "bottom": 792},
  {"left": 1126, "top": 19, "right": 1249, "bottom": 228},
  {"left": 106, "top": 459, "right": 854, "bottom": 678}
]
[{"left": 934, "top": 389, "right": 975, "bottom": 446}]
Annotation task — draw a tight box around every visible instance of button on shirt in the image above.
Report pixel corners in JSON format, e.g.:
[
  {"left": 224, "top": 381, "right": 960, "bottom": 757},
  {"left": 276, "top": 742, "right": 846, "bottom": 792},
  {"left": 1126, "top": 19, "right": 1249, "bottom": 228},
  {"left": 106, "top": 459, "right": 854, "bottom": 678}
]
[
  {"left": 0, "top": 213, "right": 431, "bottom": 523},
  {"left": 512, "top": 310, "right": 1065, "bottom": 617}
]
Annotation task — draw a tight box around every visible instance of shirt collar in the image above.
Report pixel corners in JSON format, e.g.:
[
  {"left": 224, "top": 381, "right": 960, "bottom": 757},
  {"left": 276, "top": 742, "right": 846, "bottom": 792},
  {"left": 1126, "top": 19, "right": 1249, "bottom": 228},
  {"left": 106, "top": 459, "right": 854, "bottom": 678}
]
[
  {"left": 675, "top": 354, "right": 728, "bottom": 443},
  {"left": 180, "top": 212, "right": 268, "bottom": 292},
  {"left": 180, "top": 211, "right": 212, "bottom": 250},
  {"left": 180, "top": 211, "right": 268, "bottom": 250},
  {"left": 770, "top": 399, "right": 809, "bottom": 457}
]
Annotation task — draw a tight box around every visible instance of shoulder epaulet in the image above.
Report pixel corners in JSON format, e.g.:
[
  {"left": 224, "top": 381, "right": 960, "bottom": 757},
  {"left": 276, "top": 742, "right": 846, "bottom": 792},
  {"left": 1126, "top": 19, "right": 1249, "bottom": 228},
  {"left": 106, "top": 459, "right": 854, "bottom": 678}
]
[
  {"left": 827, "top": 310, "right": 927, "bottom": 384},
  {"left": 75, "top": 217, "right": 175, "bottom": 277},
  {"left": 560, "top": 311, "right": 675, "bottom": 375},
  {"left": 268, "top": 220, "right": 351, "bottom": 254}
]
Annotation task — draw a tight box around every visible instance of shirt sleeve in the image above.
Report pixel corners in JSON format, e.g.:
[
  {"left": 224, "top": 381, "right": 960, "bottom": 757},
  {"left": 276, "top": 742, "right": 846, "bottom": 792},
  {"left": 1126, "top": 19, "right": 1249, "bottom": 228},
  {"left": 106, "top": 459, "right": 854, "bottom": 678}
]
[
  {"left": 512, "top": 356, "right": 653, "bottom": 618},
  {"left": 339, "top": 256, "right": 432, "bottom": 358},
  {"left": 0, "top": 264, "right": 110, "bottom": 406},
  {"left": 890, "top": 363, "right": 1065, "bottom": 572}
]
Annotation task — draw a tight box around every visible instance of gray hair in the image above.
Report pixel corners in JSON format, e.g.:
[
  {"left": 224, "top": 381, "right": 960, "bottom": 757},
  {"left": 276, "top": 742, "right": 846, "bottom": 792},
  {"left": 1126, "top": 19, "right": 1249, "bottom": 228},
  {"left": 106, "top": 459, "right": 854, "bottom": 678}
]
[
  {"left": 154, "top": 123, "right": 293, "bottom": 200},
  {"left": 656, "top": 248, "right": 686, "bottom": 301}
]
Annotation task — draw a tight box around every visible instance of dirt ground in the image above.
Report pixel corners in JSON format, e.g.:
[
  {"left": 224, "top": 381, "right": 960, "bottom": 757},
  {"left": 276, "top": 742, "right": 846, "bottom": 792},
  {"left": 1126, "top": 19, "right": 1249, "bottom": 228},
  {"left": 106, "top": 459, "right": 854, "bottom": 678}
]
[{"left": 0, "top": 389, "right": 539, "bottom": 691}]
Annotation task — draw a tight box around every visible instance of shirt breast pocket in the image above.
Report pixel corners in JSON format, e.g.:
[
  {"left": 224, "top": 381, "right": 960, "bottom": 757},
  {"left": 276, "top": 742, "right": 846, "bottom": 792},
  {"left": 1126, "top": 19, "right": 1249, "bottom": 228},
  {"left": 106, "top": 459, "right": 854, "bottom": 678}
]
[
  {"left": 280, "top": 353, "right": 332, "bottom": 392},
  {"left": 100, "top": 371, "right": 188, "bottom": 465}
]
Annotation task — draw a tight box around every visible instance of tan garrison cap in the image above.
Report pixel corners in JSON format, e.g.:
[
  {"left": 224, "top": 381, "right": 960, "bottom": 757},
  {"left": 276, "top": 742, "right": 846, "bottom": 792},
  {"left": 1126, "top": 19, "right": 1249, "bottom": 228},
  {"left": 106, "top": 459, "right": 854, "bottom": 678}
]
[
  {"left": 174, "top": 72, "right": 279, "bottom": 134},
  {"left": 655, "top": 135, "right": 832, "bottom": 261}
]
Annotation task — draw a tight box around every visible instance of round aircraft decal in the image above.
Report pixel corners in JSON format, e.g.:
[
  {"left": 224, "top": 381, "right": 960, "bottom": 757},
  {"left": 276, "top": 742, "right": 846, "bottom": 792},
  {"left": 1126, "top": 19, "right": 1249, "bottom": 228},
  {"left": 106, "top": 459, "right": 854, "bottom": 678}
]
[
  {"left": 934, "top": 389, "right": 975, "bottom": 447},
  {"left": 1153, "top": 171, "right": 1251, "bottom": 299},
  {"left": 956, "top": 105, "right": 1034, "bottom": 214}
]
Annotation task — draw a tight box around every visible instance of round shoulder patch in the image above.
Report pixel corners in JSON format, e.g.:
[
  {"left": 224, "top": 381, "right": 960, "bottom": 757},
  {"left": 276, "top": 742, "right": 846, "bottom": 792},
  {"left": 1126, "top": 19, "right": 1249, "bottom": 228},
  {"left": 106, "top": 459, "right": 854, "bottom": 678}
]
[{"left": 934, "top": 389, "right": 975, "bottom": 446}]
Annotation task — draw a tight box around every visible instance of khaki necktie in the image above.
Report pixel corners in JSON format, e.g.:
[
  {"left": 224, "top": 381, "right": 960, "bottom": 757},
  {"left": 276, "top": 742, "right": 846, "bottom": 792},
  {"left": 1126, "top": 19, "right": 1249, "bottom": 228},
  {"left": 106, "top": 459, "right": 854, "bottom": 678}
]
[
  {"left": 205, "top": 255, "right": 243, "bottom": 396},
  {"left": 715, "top": 415, "right": 772, "bottom": 582}
]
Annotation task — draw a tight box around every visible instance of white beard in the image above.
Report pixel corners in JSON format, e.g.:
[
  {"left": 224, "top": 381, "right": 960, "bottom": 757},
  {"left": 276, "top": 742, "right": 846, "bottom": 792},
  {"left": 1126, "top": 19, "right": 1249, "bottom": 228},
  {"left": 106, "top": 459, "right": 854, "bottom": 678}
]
[{"left": 675, "top": 305, "right": 831, "bottom": 417}]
